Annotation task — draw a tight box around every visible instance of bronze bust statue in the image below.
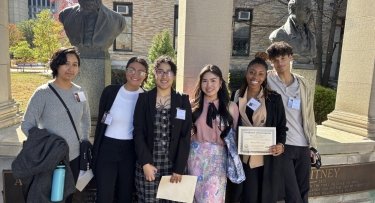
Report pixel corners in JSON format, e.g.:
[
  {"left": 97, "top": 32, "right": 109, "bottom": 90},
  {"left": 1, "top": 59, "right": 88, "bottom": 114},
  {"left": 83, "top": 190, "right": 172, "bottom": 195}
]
[
  {"left": 59, "top": 0, "right": 126, "bottom": 58},
  {"left": 269, "top": 0, "right": 316, "bottom": 64}
]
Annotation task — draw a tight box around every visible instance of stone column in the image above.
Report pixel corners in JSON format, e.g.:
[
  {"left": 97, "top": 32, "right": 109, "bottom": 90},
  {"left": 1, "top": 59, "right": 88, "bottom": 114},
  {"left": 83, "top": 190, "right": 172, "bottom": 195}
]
[
  {"left": 176, "top": 0, "right": 233, "bottom": 95},
  {"left": 322, "top": 0, "right": 375, "bottom": 138},
  {"left": 0, "top": 0, "right": 21, "bottom": 128},
  {"left": 74, "top": 57, "right": 111, "bottom": 122}
]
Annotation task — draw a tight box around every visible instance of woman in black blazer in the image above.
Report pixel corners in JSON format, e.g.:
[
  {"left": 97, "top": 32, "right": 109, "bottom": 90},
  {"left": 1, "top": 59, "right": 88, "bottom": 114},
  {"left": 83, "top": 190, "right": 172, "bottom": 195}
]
[
  {"left": 233, "top": 54, "right": 288, "bottom": 203},
  {"left": 93, "top": 57, "right": 148, "bottom": 203},
  {"left": 133, "top": 56, "right": 192, "bottom": 202}
]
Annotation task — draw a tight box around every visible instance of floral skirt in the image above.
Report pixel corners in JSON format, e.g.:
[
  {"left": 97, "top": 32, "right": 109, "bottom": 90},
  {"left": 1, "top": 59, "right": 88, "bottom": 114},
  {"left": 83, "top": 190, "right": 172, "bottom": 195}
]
[{"left": 187, "top": 141, "right": 227, "bottom": 203}]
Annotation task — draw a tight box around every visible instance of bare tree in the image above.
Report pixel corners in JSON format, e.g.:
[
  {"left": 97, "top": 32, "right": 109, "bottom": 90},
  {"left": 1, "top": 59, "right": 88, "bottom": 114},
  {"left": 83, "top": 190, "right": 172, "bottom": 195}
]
[
  {"left": 321, "top": 0, "right": 345, "bottom": 86},
  {"left": 314, "top": 0, "right": 324, "bottom": 85}
]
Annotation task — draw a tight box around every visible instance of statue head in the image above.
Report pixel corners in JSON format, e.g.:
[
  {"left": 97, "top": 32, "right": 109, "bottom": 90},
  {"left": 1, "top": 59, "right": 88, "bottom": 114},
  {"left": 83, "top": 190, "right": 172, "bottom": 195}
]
[
  {"left": 78, "top": 0, "right": 101, "bottom": 11},
  {"left": 288, "top": 0, "right": 312, "bottom": 25}
]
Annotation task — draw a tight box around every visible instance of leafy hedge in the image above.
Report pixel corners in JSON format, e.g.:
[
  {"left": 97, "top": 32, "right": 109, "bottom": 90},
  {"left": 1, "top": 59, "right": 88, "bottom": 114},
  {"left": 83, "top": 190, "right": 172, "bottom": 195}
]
[
  {"left": 111, "top": 69, "right": 125, "bottom": 85},
  {"left": 228, "top": 68, "right": 245, "bottom": 92},
  {"left": 314, "top": 85, "right": 336, "bottom": 124}
]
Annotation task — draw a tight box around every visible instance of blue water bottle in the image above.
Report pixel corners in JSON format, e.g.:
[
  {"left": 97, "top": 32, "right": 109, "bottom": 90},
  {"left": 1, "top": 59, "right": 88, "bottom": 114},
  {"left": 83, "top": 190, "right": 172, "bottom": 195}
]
[{"left": 51, "top": 163, "right": 65, "bottom": 202}]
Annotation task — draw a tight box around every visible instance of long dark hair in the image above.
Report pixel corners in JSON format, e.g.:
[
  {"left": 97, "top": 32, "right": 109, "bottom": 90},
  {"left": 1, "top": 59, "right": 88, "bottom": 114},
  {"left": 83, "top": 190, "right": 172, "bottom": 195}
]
[
  {"left": 191, "top": 64, "right": 233, "bottom": 130},
  {"left": 238, "top": 52, "right": 271, "bottom": 99}
]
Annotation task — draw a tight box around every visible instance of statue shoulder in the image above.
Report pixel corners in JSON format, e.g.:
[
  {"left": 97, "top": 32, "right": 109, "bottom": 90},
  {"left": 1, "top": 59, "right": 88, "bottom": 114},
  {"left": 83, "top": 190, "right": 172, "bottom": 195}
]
[
  {"left": 59, "top": 5, "right": 80, "bottom": 22},
  {"left": 269, "top": 27, "right": 289, "bottom": 42}
]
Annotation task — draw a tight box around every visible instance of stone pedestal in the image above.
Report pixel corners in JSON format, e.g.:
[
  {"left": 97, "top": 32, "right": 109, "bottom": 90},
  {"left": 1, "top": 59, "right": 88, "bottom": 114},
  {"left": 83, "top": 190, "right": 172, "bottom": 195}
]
[
  {"left": 292, "top": 63, "right": 317, "bottom": 96},
  {"left": 322, "top": 0, "right": 375, "bottom": 139},
  {"left": 310, "top": 0, "right": 375, "bottom": 201},
  {"left": 292, "top": 64, "right": 316, "bottom": 86},
  {"left": 176, "top": 0, "right": 233, "bottom": 96},
  {"left": 0, "top": 1, "right": 23, "bottom": 202},
  {"left": 74, "top": 58, "right": 111, "bottom": 122}
]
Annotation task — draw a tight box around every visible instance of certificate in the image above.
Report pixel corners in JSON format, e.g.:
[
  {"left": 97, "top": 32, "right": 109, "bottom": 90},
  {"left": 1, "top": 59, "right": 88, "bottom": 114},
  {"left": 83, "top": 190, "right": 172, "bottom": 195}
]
[
  {"left": 238, "top": 126, "right": 276, "bottom": 155},
  {"left": 156, "top": 175, "right": 197, "bottom": 203}
]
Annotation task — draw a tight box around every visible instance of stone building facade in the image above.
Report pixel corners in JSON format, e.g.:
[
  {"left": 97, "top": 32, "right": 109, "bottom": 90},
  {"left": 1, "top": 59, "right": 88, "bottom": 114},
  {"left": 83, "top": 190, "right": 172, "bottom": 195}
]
[
  {"left": 17, "top": 0, "right": 345, "bottom": 84},
  {"left": 98, "top": 0, "right": 345, "bottom": 85},
  {"left": 102, "top": 0, "right": 175, "bottom": 69}
]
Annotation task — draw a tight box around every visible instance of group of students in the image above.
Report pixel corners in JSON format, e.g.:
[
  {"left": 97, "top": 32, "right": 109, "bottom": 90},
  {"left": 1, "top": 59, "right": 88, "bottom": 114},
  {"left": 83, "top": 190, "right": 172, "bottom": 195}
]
[{"left": 21, "top": 41, "right": 317, "bottom": 203}]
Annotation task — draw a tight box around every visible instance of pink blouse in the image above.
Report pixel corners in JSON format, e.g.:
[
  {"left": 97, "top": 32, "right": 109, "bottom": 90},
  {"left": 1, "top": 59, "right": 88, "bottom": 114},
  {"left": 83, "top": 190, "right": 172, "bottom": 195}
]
[{"left": 192, "top": 99, "right": 239, "bottom": 145}]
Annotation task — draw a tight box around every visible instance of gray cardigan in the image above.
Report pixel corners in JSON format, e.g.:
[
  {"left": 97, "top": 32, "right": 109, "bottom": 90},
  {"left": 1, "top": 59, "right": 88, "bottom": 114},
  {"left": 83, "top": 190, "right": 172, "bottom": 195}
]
[
  {"left": 21, "top": 82, "right": 91, "bottom": 160},
  {"left": 12, "top": 127, "right": 76, "bottom": 203}
]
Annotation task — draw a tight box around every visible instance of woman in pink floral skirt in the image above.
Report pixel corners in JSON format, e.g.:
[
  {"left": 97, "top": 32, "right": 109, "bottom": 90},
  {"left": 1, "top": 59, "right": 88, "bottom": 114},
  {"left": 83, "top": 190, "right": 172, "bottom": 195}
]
[{"left": 188, "top": 64, "right": 239, "bottom": 202}]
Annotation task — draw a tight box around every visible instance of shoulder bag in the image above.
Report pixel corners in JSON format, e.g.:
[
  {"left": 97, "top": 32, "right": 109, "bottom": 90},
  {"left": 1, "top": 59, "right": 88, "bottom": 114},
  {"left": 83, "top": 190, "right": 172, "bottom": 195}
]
[{"left": 48, "top": 83, "right": 93, "bottom": 171}]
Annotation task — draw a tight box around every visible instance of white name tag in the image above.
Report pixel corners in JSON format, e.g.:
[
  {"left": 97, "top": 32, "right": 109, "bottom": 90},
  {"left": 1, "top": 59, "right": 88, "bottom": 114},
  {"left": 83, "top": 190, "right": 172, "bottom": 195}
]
[
  {"left": 101, "top": 112, "right": 113, "bottom": 125},
  {"left": 176, "top": 108, "right": 186, "bottom": 120},
  {"left": 74, "top": 91, "right": 87, "bottom": 102},
  {"left": 288, "top": 97, "right": 301, "bottom": 110},
  {"left": 247, "top": 98, "right": 261, "bottom": 111}
]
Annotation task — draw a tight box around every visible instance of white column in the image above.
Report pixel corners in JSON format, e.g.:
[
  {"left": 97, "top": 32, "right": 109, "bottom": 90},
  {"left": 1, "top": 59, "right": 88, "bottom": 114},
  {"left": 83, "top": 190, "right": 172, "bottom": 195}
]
[
  {"left": 0, "top": 0, "right": 22, "bottom": 128},
  {"left": 176, "top": 0, "right": 233, "bottom": 96},
  {"left": 322, "top": 0, "right": 375, "bottom": 138}
]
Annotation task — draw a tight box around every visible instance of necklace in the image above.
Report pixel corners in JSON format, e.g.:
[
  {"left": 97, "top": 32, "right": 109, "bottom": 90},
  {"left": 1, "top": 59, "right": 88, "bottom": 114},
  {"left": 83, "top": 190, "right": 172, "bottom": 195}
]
[{"left": 156, "top": 94, "right": 171, "bottom": 109}]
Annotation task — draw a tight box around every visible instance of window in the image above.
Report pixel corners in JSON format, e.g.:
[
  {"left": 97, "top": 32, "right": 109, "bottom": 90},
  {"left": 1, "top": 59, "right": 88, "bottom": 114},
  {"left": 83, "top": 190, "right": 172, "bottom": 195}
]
[
  {"left": 174, "top": 5, "right": 178, "bottom": 49},
  {"left": 232, "top": 8, "right": 252, "bottom": 56},
  {"left": 113, "top": 3, "right": 132, "bottom": 51}
]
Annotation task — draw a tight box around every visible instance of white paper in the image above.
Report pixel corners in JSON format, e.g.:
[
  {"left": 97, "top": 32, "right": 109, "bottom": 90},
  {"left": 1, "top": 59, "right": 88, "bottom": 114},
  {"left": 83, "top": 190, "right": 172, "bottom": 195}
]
[
  {"left": 238, "top": 126, "right": 276, "bottom": 155},
  {"left": 156, "top": 175, "right": 197, "bottom": 203},
  {"left": 75, "top": 169, "right": 94, "bottom": 191}
]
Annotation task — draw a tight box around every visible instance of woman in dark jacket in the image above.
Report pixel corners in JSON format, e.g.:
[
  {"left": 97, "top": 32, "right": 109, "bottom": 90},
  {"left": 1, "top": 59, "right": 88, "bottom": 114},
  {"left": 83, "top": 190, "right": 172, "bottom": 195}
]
[
  {"left": 133, "top": 56, "right": 192, "bottom": 202},
  {"left": 236, "top": 53, "right": 287, "bottom": 203},
  {"left": 93, "top": 57, "right": 148, "bottom": 203}
]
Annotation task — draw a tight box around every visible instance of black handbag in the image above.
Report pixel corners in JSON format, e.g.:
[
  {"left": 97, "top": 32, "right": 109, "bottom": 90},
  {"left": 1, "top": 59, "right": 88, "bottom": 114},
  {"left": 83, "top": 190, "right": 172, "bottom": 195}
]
[
  {"left": 310, "top": 147, "right": 322, "bottom": 169},
  {"left": 48, "top": 84, "right": 93, "bottom": 171}
]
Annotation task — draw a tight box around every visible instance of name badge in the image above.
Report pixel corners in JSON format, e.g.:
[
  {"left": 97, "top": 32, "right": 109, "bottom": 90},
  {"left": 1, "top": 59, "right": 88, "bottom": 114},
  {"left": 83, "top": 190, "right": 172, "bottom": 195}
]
[
  {"left": 247, "top": 98, "right": 261, "bottom": 111},
  {"left": 176, "top": 108, "right": 186, "bottom": 120},
  {"left": 101, "top": 112, "right": 113, "bottom": 125},
  {"left": 288, "top": 97, "right": 301, "bottom": 110},
  {"left": 74, "top": 91, "right": 87, "bottom": 102}
]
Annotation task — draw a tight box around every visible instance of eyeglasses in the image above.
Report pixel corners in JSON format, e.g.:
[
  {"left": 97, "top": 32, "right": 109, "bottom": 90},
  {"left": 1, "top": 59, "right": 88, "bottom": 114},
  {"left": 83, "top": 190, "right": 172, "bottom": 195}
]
[
  {"left": 126, "top": 67, "right": 147, "bottom": 77},
  {"left": 155, "top": 69, "right": 174, "bottom": 77}
]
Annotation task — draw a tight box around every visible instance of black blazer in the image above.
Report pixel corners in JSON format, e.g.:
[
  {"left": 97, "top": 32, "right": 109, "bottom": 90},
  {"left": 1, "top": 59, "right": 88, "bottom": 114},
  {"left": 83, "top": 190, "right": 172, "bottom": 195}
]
[
  {"left": 92, "top": 84, "right": 122, "bottom": 172},
  {"left": 133, "top": 88, "right": 192, "bottom": 174}
]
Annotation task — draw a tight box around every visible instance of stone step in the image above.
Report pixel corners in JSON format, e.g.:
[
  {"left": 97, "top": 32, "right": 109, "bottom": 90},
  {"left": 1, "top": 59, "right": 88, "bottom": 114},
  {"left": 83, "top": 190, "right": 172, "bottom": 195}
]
[
  {"left": 0, "top": 125, "right": 25, "bottom": 158},
  {"left": 0, "top": 142, "right": 22, "bottom": 158},
  {"left": 0, "top": 116, "right": 22, "bottom": 129}
]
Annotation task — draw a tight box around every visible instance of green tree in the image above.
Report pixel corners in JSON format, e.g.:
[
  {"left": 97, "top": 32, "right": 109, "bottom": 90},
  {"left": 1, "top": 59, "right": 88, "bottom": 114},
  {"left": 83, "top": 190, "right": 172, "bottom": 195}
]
[
  {"left": 33, "top": 9, "right": 62, "bottom": 63},
  {"left": 10, "top": 41, "right": 34, "bottom": 63},
  {"left": 143, "top": 30, "right": 176, "bottom": 90},
  {"left": 18, "top": 19, "right": 35, "bottom": 48}
]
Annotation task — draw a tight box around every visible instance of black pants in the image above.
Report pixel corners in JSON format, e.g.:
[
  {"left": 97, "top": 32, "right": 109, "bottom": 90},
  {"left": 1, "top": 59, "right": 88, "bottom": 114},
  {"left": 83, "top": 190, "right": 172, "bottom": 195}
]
[
  {"left": 95, "top": 136, "right": 136, "bottom": 203},
  {"left": 241, "top": 164, "right": 264, "bottom": 203},
  {"left": 283, "top": 145, "right": 310, "bottom": 203},
  {"left": 66, "top": 156, "right": 80, "bottom": 203}
]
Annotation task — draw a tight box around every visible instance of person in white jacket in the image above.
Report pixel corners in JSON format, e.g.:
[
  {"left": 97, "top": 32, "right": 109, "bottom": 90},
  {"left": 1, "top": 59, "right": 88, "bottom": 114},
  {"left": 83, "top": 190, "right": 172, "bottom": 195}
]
[{"left": 266, "top": 41, "right": 317, "bottom": 203}]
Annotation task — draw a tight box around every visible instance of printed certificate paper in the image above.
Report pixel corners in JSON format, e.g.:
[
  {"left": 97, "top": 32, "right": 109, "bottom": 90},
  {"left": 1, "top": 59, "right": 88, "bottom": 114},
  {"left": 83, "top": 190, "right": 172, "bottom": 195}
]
[
  {"left": 157, "top": 175, "right": 197, "bottom": 203},
  {"left": 238, "top": 126, "right": 276, "bottom": 155}
]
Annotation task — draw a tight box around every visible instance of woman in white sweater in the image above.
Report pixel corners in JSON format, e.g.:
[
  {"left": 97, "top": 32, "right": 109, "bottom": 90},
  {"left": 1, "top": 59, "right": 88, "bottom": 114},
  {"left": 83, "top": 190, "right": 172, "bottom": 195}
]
[{"left": 21, "top": 47, "right": 91, "bottom": 203}]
